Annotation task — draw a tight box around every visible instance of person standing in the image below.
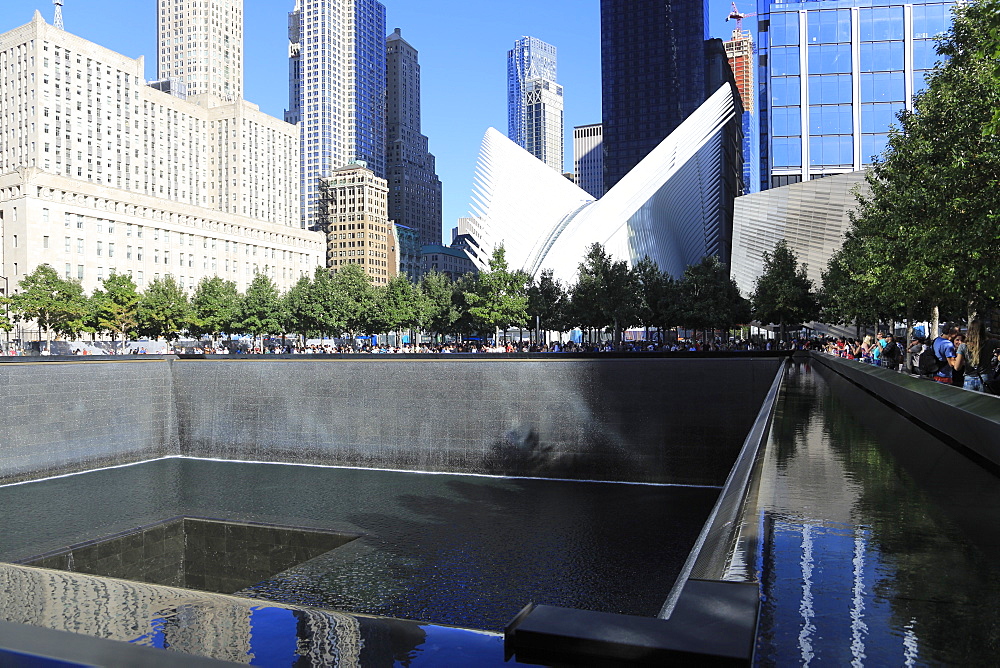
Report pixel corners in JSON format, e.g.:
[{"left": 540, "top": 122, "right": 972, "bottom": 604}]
[
  {"left": 962, "top": 320, "right": 1000, "bottom": 392},
  {"left": 880, "top": 334, "right": 903, "bottom": 371},
  {"left": 932, "top": 323, "right": 961, "bottom": 385}
]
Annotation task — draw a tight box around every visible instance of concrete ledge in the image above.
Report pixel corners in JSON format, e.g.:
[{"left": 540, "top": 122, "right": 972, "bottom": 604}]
[
  {"left": 0, "top": 620, "right": 235, "bottom": 667},
  {"left": 809, "top": 353, "right": 1000, "bottom": 471},
  {"left": 504, "top": 579, "right": 758, "bottom": 666}
]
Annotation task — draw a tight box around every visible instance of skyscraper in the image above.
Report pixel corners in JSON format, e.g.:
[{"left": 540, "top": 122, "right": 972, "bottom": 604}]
[
  {"left": 600, "top": 0, "right": 712, "bottom": 192},
  {"left": 573, "top": 124, "right": 605, "bottom": 199},
  {"left": 725, "top": 28, "right": 760, "bottom": 194},
  {"left": 757, "top": 0, "right": 956, "bottom": 190},
  {"left": 386, "top": 28, "right": 443, "bottom": 255},
  {"left": 156, "top": 0, "right": 243, "bottom": 100},
  {"left": 286, "top": 0, "right": 387, "bottom": 230},
  {"left": 507, "top": 37, "right": 564, "bottom": 172}
]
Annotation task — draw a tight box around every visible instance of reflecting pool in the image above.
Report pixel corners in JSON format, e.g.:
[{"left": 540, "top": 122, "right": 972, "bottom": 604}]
[
  {"left": 0, "top": 459, "right": 718, "bottom": 632},
  {"left": 755, "top": 361, "right": 1000, "bottom": 664}
]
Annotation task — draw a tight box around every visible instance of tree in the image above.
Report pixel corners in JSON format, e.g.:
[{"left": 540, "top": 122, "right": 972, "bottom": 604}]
[
  {"left": 91, "top": 272, "right": 141, "bottom": 349},
  {"left": 526, "top": 269, "right": 568, "bottom": 344},
  {"left": 465, "top": 246, "right": 529, "bottom": 342},
  {"left": 751, "top": 240, "right": 820, "bottom": 342},
  {"left": 190, "top": 276, "right": 240, "bottom": 343},
  {"left": 331, "top": 263, "right": 375, "bottom": 337},
  {"left": 568, "top": 243, "right": 641, "bottom": 345},
  {"left": 235, "top": 273, "right": 284, "bottom": 349},
  {"left": 418, "top": 270, "right": 458, "bottom": 341},
  {"left": 7, "top": 264, "right": 88, "bottom": 352},
  {"left": 832, "top": 0, "right": 1000, "bottom": 338},
  {"left": 376, "top": 274, "right": 420, "bottom": 344},
  {"left": 678, "top": 256, "right": 751, "bottom": 343},
  {"left": 138, "top": 275, "right": 193, "bottom": 341}
]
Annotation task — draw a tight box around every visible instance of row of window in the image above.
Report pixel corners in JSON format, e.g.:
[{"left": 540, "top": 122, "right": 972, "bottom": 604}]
[
  {"left": 771, "top": 39, "right": 943, "bottom": 77},
  {"left": 771, "top": 70, "right": 931, "bottom": 107},
  {"left": 772, "top": 134, "right": 889, "bottom": 168},
  {"left": 772, "top": 102, "right": 907, "bottom": 136},
  {"left": 769, "top": 4, "right": 953, "bottom": 47}
]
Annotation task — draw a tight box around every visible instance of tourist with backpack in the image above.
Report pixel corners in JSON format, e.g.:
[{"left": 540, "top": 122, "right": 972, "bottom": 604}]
[
  {"left": 880, "top": 334, "right": 903, "bottom": 371},
  {"left": 911, "top": 336, "right": 940, "bottom": 377},
  {"left": 931, "top": 323, "right": 962, "bottom": 385}
]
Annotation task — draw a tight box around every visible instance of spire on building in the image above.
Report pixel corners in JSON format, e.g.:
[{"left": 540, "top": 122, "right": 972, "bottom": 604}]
[{"left": 53, "top": 0, "right": 64, "bottom": 30}]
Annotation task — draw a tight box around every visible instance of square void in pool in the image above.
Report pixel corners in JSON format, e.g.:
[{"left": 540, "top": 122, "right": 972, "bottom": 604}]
[{"left": 18, "top": 517, "right": 358, "bottom": 594}]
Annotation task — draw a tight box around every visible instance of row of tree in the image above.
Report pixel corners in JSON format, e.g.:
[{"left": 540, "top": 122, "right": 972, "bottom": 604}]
[
  {"left": 819, "top": 0, "right": 1000, "bottom": 334},
  {"left": 2, "top": 242, "right": 782, "bottom": 348}
]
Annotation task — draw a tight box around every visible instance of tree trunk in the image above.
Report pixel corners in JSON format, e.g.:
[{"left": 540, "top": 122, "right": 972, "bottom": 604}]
[{"left": 930, "top": 305, "right": 940, "bottom": 341}]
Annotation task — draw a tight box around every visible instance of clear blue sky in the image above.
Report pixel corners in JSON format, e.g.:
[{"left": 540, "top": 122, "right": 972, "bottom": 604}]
[{"left": 2, "top": 1, "right": 744, "bottom": 242}]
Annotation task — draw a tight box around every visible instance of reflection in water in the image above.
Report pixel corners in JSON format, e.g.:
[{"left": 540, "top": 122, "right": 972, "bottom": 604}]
[
  {"left": 756, "top": 361, "right": 1000, "bottom": 665},
  {"left": 0, "top": 563, "right": 511, "bottom": 666}
]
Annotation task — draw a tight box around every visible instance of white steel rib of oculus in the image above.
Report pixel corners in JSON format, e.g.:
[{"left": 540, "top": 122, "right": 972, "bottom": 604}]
[{"left": 466, "top": 84, "right": 736, "bottom": 282}]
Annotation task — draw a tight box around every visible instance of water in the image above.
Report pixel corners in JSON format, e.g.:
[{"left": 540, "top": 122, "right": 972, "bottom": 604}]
[
  {"left": 0, "top": 458, "right": 718, "bottom": 632},
  {"left": 755, "top": 360, "right": 1000, "bottom": 665}
]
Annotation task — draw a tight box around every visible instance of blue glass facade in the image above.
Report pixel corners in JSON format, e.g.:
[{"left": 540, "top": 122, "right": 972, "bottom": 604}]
[
  {"left": 286, "top": 0, "right": 386, "bottom": 230},
  {"left": 600, "top": 0, "right": 713, "bottom": 192},
  {"left": 507, "top": 37, "right": 558, "bottom": 148},
  {"left": 757, "top": 0, "right": 956, "bottom": 190}
]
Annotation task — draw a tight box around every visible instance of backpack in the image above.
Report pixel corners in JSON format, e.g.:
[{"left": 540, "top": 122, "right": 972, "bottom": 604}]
[
  {"left": 984, "top": 352, "right": 1000, "bottom": 394},
  {"left": 915, "top": 343, "right": 942, "bottom": 376},
  {"left": 881, "top": 341, "right": 902, "bottom": 366}
]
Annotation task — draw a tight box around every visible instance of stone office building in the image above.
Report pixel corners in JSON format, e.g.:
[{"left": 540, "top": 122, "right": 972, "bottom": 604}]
[
  {"left": 319, "top": 164, "right": 398, "bottom": 285},
  {"left": 0, "top": 12, "right": 324, "bottom": 295}
]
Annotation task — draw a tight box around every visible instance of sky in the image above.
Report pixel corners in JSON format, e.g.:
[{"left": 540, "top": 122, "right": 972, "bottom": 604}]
[{"left": 1, "top": 0, "right": 745, "bottom": 242}]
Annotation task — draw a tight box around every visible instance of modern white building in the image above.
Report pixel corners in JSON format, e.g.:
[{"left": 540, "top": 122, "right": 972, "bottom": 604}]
[
  {"left": 0, "top": 12, "right": 324, "bottom": 295},
  {"left": 286, "top": 0, "right": 387, "bottom": 231},
  {"left": 156, "top": 0, "right": 243, "bottom": 101},
  {"left": 730, "top": 170, "right": 867, "bottom": 296},
  {"left": 469, "top": 84, "right": 740, "bottom": 283},
  {"left": 507, "top": 37, "right": 564, "bottom": 173}
]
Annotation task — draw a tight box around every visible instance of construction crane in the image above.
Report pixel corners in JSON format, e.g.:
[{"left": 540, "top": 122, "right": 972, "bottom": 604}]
[{"left": 726, "top": 2, "right": 757, "bottom": 33}]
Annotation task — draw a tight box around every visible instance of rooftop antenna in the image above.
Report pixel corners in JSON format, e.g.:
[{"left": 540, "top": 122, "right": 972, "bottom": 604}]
[{"left": 53, "top": 0, "right": 64, "bottom": 30}]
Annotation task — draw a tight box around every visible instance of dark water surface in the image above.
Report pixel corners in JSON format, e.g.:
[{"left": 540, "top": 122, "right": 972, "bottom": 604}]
[
  {"left": 756, "top": 360, "right": 1000, "bottom": 665},
  {"left": 0, "top": 458, "right": 717, "bottom": 632}
]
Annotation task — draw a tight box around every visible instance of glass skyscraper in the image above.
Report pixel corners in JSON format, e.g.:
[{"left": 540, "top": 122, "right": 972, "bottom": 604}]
[
  {"left": 600, "top": 0, "right": 712, "bottom": 193},
  {"left": 507, "top": 37, "right": 564, "bottom": 172},
  {"left": 286, "top": 0, "right": 387, "bottom": 230},
  {"left": 758, "top": 0, "right": 956, "bottom": 190}
]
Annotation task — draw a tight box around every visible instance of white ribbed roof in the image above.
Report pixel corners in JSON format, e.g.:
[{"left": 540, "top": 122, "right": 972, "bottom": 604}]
[{"left": 468, "top": 84, "right": 736, "bottom": 283}]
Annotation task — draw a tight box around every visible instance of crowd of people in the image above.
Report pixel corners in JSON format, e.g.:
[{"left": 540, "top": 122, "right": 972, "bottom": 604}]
[{"left": 824, "top": 320, "right": 1000, "bottom": 394}]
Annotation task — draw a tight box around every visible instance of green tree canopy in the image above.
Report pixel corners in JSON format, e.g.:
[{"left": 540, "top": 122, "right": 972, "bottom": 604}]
[
  {"left": 751, "top": 240, "right": 820, "bottom": 338},
  {"left": 418, "top": 270, "right": 458, "bottom": 340},
  {"left": 465, "top": 246, "right": 529, "bottom": 337},
  {"left": 679, "top": 256, "right": 751, "bottom": 340},
  {"left": 91, "top": 272, "right": 141, "bottom": 345},
  {"left": 331, "top": 263, "right": 375, "bottom": 336},
  {"left": 8, "top": 264, "right": 88, "bottom": 350},
  {"left": 190, "top": 276, "right": 240, "bottom": 341},
  {"left": 138, "top": 275, "right": 193, "bottom": 341},
  {"left": 235, "top": 272, "right": 284, "bottom": 345},
  {"left": 830, "top": 0, "right": 1000, "bottom": 330},
  {"left": 569, "top": 243, "right": 642, "bottom": 344},
  {"left": 526, "top": 268, "right": 569, "bottom": 336}
]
